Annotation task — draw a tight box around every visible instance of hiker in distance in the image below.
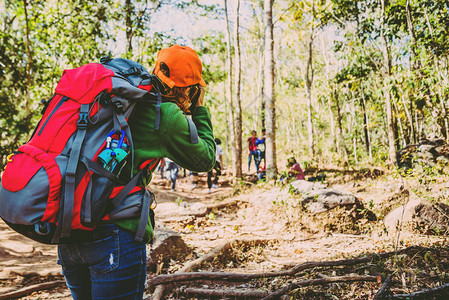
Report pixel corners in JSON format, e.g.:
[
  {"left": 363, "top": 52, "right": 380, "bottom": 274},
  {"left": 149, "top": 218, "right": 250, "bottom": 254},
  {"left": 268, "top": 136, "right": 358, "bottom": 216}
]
[
  {"left": 207, "top": 137, "right": 223, "bottom": 193},
  {"left": 247, "top": 130, "right": 260, "bottom": 172},
  {"left": 57, "top": 45, "right": 216, "bottom": 299}
]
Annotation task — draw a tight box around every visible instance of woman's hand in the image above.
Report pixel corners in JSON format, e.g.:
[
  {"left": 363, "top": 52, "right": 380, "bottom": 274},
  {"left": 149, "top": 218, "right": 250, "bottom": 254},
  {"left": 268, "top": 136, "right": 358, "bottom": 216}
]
[{"left": 196, "top": 87, "right": 205, "bottom": 107}]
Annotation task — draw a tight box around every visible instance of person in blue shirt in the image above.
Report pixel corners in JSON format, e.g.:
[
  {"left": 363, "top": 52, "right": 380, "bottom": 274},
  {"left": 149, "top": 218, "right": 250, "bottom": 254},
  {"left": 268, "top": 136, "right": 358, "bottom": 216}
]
[{"left": 255, "top": 128, "right": 266, "bottom": 170}]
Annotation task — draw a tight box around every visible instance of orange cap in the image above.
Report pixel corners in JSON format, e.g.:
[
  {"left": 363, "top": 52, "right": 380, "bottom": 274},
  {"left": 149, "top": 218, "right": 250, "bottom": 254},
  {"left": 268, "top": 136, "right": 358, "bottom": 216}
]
[{"left": 153, "top": 45, "right": 206, "bottom": 88}]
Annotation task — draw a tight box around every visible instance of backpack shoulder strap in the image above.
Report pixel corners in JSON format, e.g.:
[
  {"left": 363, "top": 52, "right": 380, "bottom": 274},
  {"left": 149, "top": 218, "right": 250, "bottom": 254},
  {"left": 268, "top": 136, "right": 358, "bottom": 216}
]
[{"left": 53, "top": 103, "right": 89, "bottom": 243}]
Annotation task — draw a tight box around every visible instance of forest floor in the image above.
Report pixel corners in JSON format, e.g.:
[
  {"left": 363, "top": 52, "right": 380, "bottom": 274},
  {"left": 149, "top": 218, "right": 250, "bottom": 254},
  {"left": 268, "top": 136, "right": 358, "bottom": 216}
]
[{"left": 1, "top": 167, "right": 448, "bottom": 299}]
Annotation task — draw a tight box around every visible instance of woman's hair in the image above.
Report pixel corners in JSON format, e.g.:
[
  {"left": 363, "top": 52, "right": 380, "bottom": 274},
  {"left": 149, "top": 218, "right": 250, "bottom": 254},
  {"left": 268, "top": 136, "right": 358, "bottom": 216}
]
[
  {"left": 163, "top": 86, "right": 191, "bottom": 112},
  {"left": 157, "top": 62, "right": 191, "bottom": 112},
  {"left": 287, "top": 157, "right": 297, "bottom": 167}
]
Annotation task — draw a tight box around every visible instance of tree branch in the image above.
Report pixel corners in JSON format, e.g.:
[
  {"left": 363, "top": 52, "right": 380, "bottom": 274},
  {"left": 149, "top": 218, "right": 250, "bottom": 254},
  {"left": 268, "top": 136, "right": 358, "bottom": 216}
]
[
  {"left": 261, "top": 275, "right": 378, "bottom": 300},
  {"left": 373, "top": 275, "right": 393, "bottom": 300},
  {"left": 148, "top": 245, "right": 434, "bottom": 286},
  {"left": 0, "top": 280, "right": 66, "bottom": 300},
  {"left": 151, "top": 238, "right": 238, "bottom": 299},
  {"left": 386, "top": 283, "right": 449, "bottom": 299},
  {"left": 174, "top": 287, "right": 269, "bottom": 298}
]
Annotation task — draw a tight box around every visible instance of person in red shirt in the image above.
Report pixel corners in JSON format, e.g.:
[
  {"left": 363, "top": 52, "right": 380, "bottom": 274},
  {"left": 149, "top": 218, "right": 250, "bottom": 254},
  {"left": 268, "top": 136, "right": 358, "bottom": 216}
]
[
  {"left": 287, "top": 157, "right": 305, "bottom": 180},
  {"left": 247, "top": 130, "right": 260, "bottom": 172}
]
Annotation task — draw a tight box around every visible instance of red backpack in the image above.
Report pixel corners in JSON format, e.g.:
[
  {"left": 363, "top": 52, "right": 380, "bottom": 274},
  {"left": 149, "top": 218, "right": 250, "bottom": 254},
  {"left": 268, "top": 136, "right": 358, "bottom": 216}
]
[{"left": 0, "top": 58, "right": 162, "bottom": 244}]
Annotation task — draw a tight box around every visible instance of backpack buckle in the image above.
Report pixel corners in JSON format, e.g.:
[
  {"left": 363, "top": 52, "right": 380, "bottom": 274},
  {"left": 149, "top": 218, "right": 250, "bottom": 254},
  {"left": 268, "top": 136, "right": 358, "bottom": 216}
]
[
  {"left": 35, "top": 222, "right": 50, "bottom": 235},
  {"left": 77, "top": 112, "right": 89, "bottom": 129},
  {"left": 112, "top": 101, "right": 123, "bottom": 113}
]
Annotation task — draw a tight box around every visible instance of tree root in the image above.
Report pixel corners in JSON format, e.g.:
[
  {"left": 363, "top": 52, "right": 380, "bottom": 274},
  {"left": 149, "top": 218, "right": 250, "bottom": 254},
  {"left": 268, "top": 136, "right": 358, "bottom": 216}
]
[
  {"left": 151, "top": 238, "right": 240, "bottom": 300},
  {"left": 261, "top": 275, "right": 378, "bottom": 300},
  {"left": 173, "top": 287, "right": 269, "bottom": 298},
  {"left": 0, "top": 280, "right": 66, "bottom": 300},
  {"left": 149, "top": 243, "right": 436, "bottom": 299},
  {"left": 386, "top": 283, "right": 449, "bottom": 299},
  {"left": 373, "top": 275, "right": 393, "bottom": 300},
  {"left": 149, "top": 245, "right": 427, "bottom": 286}
]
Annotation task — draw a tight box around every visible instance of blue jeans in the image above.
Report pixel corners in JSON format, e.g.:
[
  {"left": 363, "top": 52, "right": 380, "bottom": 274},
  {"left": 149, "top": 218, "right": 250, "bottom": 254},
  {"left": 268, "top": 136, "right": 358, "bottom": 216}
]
[
  {"left": 248, "top": 150, "right": 260, "bottom": 171},
  {"left": 58, "top": 224, "right": 146, "bottom": 300},
  {"left": 165, "top": 161, "right": 179, "bottom": 189}
]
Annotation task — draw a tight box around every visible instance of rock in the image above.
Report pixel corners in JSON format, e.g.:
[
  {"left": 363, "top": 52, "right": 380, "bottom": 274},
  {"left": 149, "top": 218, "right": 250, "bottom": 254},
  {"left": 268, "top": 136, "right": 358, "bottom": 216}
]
[
  {"left": 290, "top": 180, "right": 326, "bottom": 195},
  {"left": 417, "top": 144, "right": 436, "bottom": 155},
  {"left": 383, "top": 195, "right": 421, "bottom": 233},
  {"left": 291, "top": 180, "right": 362, "bottom": 214},
  {"left": 147, "top": 226, "right": 190, "bottom": 273},
  {"left": 383, "top": 195, "right": 449, "bottom": 235},
  {"left": 413, "top": 202, "right": 449, "bottom": 235},
  {"left": 437, "top": 156, "right": 449, "bottom": 164},
  {"left": 397, "top": 138, "right": 449, "bottom": 169}
]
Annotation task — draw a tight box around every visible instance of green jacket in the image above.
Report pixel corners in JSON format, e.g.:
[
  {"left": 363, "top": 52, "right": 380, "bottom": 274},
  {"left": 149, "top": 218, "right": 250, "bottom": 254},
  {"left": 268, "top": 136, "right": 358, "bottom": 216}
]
[{"left": 114, "top": 101, "right": 216, "bottom": 242}]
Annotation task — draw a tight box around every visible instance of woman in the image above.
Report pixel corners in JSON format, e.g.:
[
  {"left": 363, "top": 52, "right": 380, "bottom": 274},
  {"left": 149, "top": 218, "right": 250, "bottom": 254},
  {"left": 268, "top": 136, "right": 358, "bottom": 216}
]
[
  {"left": 57, "top": 45, "right": 216, "bottom": 300},
  {"left": 287, "top": 157, "right": 305, "bottom": 181}
]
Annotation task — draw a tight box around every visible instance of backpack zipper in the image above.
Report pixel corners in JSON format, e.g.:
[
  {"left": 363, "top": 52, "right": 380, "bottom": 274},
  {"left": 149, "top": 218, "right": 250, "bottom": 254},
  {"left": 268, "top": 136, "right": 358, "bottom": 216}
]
[{"left": 38, "top": 96, "right": 68, "bottom": 136}]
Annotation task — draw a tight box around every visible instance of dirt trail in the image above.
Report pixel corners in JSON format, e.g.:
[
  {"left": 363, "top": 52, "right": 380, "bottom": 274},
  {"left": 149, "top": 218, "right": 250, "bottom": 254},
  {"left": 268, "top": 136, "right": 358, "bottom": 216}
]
[{"left": 0, "top": 170, "right": 447, "bottom": 299}]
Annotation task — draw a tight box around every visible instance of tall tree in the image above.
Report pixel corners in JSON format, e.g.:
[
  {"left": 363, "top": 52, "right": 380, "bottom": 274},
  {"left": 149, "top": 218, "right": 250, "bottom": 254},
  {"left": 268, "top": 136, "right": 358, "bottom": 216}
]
[
  {"left": 380, "top": 0, "right": 397, "bottom": 164},
  {"left": 224, "top": 0, "right": 237, "bottom": 176},
  {"left": 264, "top": 0, "right": 277, "bottom": 179},
  {"left": 305, "top": 0, "right": 315, "bottom": 157},
  {"left": 233, "top": 0, "right": 243, "bottom": 177},
  {"left": 125, "top": 0, "right": 133, "bottom": 53},
  {"left": 22, "top": 0, "right": 31, "bottom": 133}
]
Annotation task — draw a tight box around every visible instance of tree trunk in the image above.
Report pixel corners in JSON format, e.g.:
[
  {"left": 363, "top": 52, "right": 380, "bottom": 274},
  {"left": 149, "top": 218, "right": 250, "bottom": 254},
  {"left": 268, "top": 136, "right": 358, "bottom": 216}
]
[
  {"left": 305, "top": 1, "right": 315, "bottom": 158},
  {"left": 125, "top": 0, "right": 133, "bottom": 53},
  {"left": 423, "top": 7, "right": 449, "bottom": 139},
  {"left": 259, "top": 11, "right": 266, "bottom": 130},
  {"left": 233, "top": 0, "right": 243, "bottom": 178},
  {"left": 392, "top": 97, "right": 406, "bottom": 148},
  {"left": 224, "top": 0, "right": 236, "bottom": 176},
  {"left": 334, "top": 89, "right": 349, "bottom": 162},
  {"left": 264, "top": 0, "right": 277, "bottom": 180},
  {"left": 257, "top": 51, "right": 265, "bottom": 130},
  {"left": 405, "top": 0, "right": 419, "bottom": 70},
  {"left": 321, "top": 37, "right": 337, "bottom": 153},
  {"left": 350, "top": 91, "right": 358, "bottom": 164},
  {"left": 223, "top": 84, "right": 231, "bottom": 157},
  {"left": 23, "top": 0, "right": 31, "bottom": 132},
  {"left": 380, "top": 0, "right": 397, "bottom": 165},
  {"left": 360, "top": 89, "right": 372, "bottom": 160},
  {"left": 399, "top": 86, "right": 414, "bottom": 145}
]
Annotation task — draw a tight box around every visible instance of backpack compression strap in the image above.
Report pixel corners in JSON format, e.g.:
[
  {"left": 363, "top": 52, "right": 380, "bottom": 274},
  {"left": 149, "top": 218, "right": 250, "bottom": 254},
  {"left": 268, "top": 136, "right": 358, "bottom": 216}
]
[
  {"left": 151, "top": 80, "right": 163, "bottom": 131},
  {"left": 111, "top": 97, "right": 135, "bottom": 178},
  {"left": 109, "top": 168, "right": 153, "bottom": 242},
  {"left": 53, "top": 104, "right": 89, "bottom": 243}
]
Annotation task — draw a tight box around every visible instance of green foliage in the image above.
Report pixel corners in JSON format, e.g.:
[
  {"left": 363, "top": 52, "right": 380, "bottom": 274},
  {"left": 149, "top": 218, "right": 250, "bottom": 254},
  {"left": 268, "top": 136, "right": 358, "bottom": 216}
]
[
  {"left": 2, "top": 0, "right": 449, "bottom": 174},
  {"left": 0, "top": 0, "right": 180, "bottom": 170}
]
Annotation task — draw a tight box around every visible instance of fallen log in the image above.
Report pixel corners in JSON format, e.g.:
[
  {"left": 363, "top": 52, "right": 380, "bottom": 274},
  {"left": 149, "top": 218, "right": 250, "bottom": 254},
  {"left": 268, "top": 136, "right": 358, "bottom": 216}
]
[
  {"left": 261, "top": 275, "right": 378, "bottom": 300},
  {"left": 148, "top": 245, "right": 428, "bottom": 286},
  {"left": 373, "top": 275, "right": 393, "bottom": 300},
  {"left": 0, "top": 280, "right": 66, "bottom": 300},
  {"left": 173, "top": 287, "right": 269, "bottom": 298},
  {"left": 386, "top": 283, "right": 449, "bottom": 299}
]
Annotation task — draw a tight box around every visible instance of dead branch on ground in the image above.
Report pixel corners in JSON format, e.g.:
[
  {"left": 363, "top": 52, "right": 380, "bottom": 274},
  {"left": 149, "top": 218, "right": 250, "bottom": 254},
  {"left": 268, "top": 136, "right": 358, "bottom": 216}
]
[
  {"left": 149, "top": 245, "right": 429, "bottom": 286},
  {"left": 386, "top": 283, "right": 449, "bottom": 299},
  {"left": 0, "top": 280, "right": 66, "bottom": 300},
  {"left": 261, "top": 275, "right": 378, "bottom": 300},
  {"left": 173, "top": 287, "right": 269, "bottom": 298},
  {"left": 373, "top": 275, "right": 393, "bottom": 300},
  {"left": 151, "top": 238, "right": 240, "bottom": 300}
]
